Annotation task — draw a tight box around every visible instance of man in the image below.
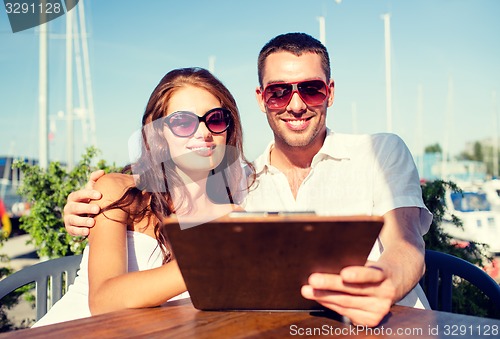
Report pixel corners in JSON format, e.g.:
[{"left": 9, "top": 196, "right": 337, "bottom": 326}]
[{"left": 63, "top": 33, "right": 431, "bottom": 327}]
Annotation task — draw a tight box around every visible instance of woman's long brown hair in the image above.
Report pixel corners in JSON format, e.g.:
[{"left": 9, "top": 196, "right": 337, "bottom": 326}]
[{"left": 101, "top": 68, "right": 253, "bottom": 263}]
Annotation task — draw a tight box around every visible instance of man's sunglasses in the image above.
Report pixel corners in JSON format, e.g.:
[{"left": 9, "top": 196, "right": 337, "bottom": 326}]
[
  {"left": 163, "top": 108, "right": 232, "bottom": 137},
  {"left": 262, "top": 80, "right": 329, "bottom": 109}
]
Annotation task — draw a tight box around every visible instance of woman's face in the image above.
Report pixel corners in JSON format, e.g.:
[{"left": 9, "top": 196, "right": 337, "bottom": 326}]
[{"left": 163, "top": 85, "right": 227, "bottom": 176}]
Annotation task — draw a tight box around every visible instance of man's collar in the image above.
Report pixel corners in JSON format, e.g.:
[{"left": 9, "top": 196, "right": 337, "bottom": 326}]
[
  {"left": 316, "top": 128, "right": 350, "bottom": 160},
  {"left": 252, "top": 128, "right": 351, "bottom": 175},
  {"left": 252, "top": 141, "right": 274, "bottom": 174}
]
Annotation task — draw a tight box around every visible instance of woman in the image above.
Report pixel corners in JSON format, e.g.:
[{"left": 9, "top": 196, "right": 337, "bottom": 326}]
[{"left": 33, "top": 67, "right": 251, "bottom": 326}]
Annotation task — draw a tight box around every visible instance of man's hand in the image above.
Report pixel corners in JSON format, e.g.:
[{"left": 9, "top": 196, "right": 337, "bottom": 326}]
[
  {"left": 63, "top": 170, "right": 105, "bottom": 236},
  {"left": 301, "top": 265, "right": 396, "bottom": 327}
]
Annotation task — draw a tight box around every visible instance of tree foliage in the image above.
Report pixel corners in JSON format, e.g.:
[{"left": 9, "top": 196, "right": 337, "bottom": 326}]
[
  {"left": 424, "top": 143, "right": 442, "bottom": 154},
  {"left": 11, "top": 147, "right": 121, "bottom": 259},
  {"left": 421, "top": 180, "right": 500, "bottom": 318}
]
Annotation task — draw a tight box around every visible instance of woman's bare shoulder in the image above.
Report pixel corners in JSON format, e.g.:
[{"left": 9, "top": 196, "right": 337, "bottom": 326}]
[{"left": 93, "top": 173, "right": 136, "bottom": 207}]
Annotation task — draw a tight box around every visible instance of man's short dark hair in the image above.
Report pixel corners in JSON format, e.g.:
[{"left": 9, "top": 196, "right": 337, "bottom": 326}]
[{"left": 257, "top": 32, "right": 331, "bottom": 86}]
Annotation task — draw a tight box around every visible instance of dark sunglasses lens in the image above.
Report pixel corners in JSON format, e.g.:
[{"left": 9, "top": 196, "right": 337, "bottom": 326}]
[
  {"left": 264, "top": 84, "right": 293, "bottom": 108},
  {"left": 298, "top": 80, "right": 327, "bottom": 105},
  {"left": 167, "top": 113, "right": 198, "bottom": 136},
  {"left": 206, "top": 109, "right": 230, "bottom": 133}
]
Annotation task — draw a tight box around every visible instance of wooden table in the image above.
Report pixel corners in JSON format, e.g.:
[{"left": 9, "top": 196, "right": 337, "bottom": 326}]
[{"left": 1, "top": 299, "right": 499, "bottom": 338}]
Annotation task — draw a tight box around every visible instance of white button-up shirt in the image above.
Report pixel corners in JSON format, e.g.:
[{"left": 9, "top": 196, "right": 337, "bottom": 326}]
[{"left": 243, "top": 130, "right": 432, "bottom": 308}]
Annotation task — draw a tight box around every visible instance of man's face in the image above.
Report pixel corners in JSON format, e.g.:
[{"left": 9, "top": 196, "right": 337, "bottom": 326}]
[{"left": 256, "top": 52, "right": 334, "bottom": 149}]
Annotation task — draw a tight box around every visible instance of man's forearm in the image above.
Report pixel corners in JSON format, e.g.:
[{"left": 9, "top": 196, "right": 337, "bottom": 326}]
[
  {"left": 378, "top": 207, "right": 426, "bottom": 303},
  {"left": 377, "top": 241, "right": 425, "bottom": 303}
]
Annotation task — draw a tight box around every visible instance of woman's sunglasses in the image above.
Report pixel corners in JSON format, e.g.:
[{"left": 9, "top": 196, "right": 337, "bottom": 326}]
[
  {"left": 164, "top": 108, "right": 232, "bottom": 137},
  {"left": 262, "top": 80, "right": 329, "bottom": 109}
]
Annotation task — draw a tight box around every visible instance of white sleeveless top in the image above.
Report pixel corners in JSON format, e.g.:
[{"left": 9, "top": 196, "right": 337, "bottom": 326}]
[{"left": 32, "top": 231, "right": 188, "bottom": 327}]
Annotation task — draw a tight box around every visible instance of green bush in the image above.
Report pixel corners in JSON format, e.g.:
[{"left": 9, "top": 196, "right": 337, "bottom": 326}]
[{"left": 11, "top": 147, "right": 121, "bottom": 259}]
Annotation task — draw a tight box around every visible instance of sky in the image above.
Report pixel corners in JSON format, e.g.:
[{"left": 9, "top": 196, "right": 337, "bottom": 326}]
[{"left": 1, "top": 0, "right": 499, "bottom": 167}]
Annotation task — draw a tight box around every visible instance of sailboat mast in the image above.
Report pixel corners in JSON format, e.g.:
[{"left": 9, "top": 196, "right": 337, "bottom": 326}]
[
  {"left": 38, "top": 22, "right": 49, "bottom": 169},
  {"left": 382, "top": 13, "right": 392, "bottom": 133},
  {"left": 79, "top": 1, "right": 97, "bottom": 147},
  {"left": 417, "top": 85, "right": 424, "bottom": 177},
  {"left": 442, "top": 77, "right": 454, "bottom": 180},
  {"left": 493, "top": 91, "right": 499, "bottom": 177},
  {"left": 66, "top": 8, "right": 74, "bottom": 170},
  {"left": 317, "top": 16, "right": 326, "bottom": 46}
]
